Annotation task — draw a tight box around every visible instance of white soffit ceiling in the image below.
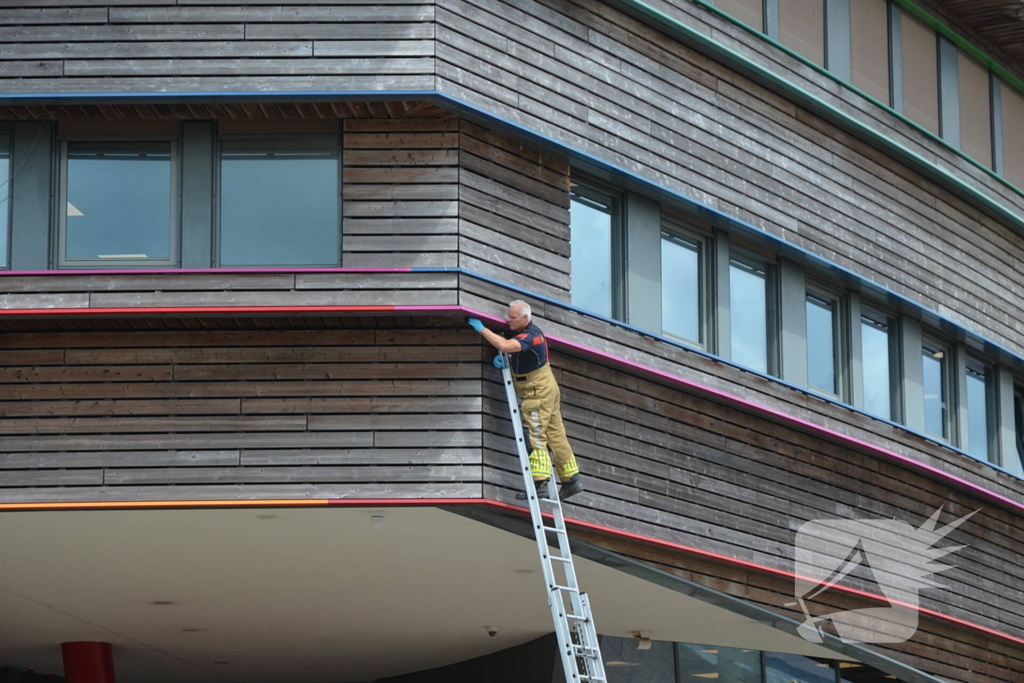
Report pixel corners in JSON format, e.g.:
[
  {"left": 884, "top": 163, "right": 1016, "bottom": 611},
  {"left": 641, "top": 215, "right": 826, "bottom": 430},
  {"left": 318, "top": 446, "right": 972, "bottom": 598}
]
[{"left": 0, "top": 506, "right": 842, "bottom": 682}]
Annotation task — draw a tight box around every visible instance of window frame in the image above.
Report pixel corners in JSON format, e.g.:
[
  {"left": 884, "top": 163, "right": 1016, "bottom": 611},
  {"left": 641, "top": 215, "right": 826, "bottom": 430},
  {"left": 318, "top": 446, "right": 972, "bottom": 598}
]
[
  {"left": 859, "top": 304, "right": 902, "bottom": 422},
  {"left": 659, "top": 218, "right": 711, "bottom": 349},
  {"left": 921, "top": 335, "right": 954, "bottom": 441},
  {"left": 963, "top": 354, "right": 996, "bottom": 462},
  {"left": 0, "top": 128, "right": 11, "bottom": 270},
  {"left": 56, "top": 135, "right": 181, "bottom": 269},
  {"left": 569, "top": 177, "right": 626, "bottom": 320},
  {"left": 213, "top": 132, "right": 343, "bottom": 268},
  {"left": 804, "top": 280, "right": 847, "bottom": 400},
  {"left": 728, "top": 247, "right": 778, "bottom": 375}
]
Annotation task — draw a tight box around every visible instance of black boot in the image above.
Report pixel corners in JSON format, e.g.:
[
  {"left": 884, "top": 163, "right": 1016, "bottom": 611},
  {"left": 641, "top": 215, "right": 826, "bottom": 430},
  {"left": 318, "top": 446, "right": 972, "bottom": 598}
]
[
  {"left": 516, "top": 478, "right": 550, "bottom": 500},
  {"left": 560, "top": 475, "right": 584, "bottom": 500}
]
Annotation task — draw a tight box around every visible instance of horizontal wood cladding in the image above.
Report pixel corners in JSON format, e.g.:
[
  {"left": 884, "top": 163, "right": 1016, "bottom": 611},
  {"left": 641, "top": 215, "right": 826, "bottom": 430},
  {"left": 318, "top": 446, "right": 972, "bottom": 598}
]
[
  {"left": 458, "top": 120, "right": 572, "bottom": 301},
  {"left": 435, "top": 0, "right": 1024, "bottom": 357},
  {"left": 0, "top": 316, "right": 484, "bottom": 502},
  {"left": 0, "top": 271, "right": 459, "bottom": 310},
  {"left": 575, "top": 529, "right": 1024, "bottom": 683},
  {"left": 343, "top": 117, "right": 460, "bottom": 268},
  {"left": 0, "top": 1, "right": 436, "bottom": 93}
]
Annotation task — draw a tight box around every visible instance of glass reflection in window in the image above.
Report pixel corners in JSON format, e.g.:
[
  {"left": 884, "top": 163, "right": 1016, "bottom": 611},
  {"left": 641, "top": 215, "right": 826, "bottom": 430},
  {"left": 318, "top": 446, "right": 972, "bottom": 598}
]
[
  {"left": 219, "top": 136, "right": 339, "bottom": 266},
  {"left": 662, "top": 232, "right": 702, "bottom": 345},
  {"left": 922, "top": 341, "right": 947, "bottom": 439},
  {"left": 730, "top": 258, "right": 768, "bottom": 373},
  {"left": 765, "top": 653, "right": 836, "bottom": 683},
  {"left": 678, "top": 643, "right": 761, "bottom": 683},
  {"left": 861, "top": 312, "right": 892, "bottom": 420},
  {"left": 965, "top": 358, "right": 991, "bottom": 461},
  {"left": 601, "top": 636, "right": 675, "bottom": 683},
  {"left": 570, "top": 189, "right": 615, "bottom": 318},
  {"left": 64, "top": 141, "right": 173, "bottom": 262},
  {"left": 806, "top": 292, "right": 838, "bottom": 395}
]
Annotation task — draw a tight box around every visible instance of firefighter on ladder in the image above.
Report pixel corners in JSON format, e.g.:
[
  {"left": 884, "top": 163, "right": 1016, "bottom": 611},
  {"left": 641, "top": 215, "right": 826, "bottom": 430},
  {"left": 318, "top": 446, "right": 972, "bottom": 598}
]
[{"left": 468, "top": 300, "right": 585, "bottom": 501}]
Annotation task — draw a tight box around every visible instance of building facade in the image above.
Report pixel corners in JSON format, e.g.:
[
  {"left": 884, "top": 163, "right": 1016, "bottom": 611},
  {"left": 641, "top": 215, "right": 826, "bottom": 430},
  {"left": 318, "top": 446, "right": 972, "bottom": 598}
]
[{"left": 0, "top": 1, "right": 1023, "bottom": 682}]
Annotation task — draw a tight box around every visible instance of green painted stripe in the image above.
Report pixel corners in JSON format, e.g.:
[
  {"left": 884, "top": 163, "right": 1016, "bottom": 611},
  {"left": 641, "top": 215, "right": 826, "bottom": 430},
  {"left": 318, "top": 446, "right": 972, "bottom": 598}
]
[
  {"left": 609, "top": 0, "right": 1024, "bottom": 232},
  {"left": 686, "top": 0, "right": 1024, "bottom": 201}
]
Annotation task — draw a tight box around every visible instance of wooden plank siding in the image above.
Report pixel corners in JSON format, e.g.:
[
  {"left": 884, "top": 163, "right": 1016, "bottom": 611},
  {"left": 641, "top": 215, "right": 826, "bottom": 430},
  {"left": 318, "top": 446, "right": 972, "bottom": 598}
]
[
  {"left": 434, "top": 0, "right": 1024, "bottom": 359},
  {"left": 458, "top": 120, "right": 572, "bottom": 301},
  {"left": 342, "top": 117, "right": 461, "bottom": 268},
  {"left": 0, "top": 316, "right": 484, "bottom": 501},
  {"left": 0, "top": 1, "right": 437, "bottom": 93}
]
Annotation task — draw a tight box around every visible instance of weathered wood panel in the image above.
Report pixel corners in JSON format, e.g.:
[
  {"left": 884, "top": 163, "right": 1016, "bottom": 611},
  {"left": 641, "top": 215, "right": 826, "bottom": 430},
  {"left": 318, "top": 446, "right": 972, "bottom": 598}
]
[
  {"left": 436, "top": 0, "right": 1024, "bottom": 357},
  {"left": 343, "top": 117, "right": 462, "bottom": 268},
  {"left": 0, "top": 316, "right": 484, "bottom": 501}
]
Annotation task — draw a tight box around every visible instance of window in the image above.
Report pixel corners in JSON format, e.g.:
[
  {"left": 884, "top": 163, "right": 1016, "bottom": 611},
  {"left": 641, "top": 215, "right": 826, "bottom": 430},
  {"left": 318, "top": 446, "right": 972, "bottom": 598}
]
[
  {"left": 779, "top": 0, "right": 825, "bottom": 67},
  {"left": 678, "top": 643, "right": 761, "bottom": 683},
  {"left": 965, "top": 357, "right": 993, "bottom": 461},
  {"left": 715, "top": 0, "right": 763, "bottom": 31},
  {"left": 806, "top": 287, "right": 842, "bottom": 396},
  {"left": 218, "top": 135, "right": 339, "bottom": 267},
  {"left": 730, "top": 256, "right": 770, "bottom": 373},
  {"left": 1001, "top": 81, "right": 1024, "bottom": 189},
  {"left": 661, "top": 227, "right": 704, "bottom": 346},
  {"left": 861, "top": 308, "right": 897, "bottom": 420},
  {"left": 601, "top": 636, "right": 675, "bottom": 682},
  {"left": 850, "top": 0, "right": 890, "bottom": 105},
  {"left": 570, "top": 182, "right": 621, "bottom": 318},
  {"left": 764, "top": 653, "right": 836, "bottom": 683},
  {"left": 901, "top": 11, "right": 940, "bottom": 135},
  {"left": 958, "top": 52, "right": 992, "bottom": 168},
  {"left": 0, "top": 134, "right": 9, "bottom": 268},
  {"left": 1013, "top": 389, "right": 1024, "bottom": 476},
  {"left": 59, "top": 140, "right": 177, "bottom": 267},
  {"left": 922, "top": 339, "right": 949, "bottom": 439}
]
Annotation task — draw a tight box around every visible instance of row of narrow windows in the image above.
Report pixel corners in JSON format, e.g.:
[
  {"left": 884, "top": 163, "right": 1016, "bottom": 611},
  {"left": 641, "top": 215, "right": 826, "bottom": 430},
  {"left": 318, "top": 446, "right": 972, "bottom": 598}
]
[
  {"left": 570, "top": 177, "right": 1024, "bottom": 477},
  {"left": 712, "top": 0, "right": 1024, "bottom": 187}
]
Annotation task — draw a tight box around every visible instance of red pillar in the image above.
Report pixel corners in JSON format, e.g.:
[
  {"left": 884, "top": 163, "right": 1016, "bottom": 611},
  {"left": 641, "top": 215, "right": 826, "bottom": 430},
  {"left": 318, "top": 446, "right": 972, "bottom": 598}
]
[{"left": 61, "top": 642, "right": 116, "bottom": 683}]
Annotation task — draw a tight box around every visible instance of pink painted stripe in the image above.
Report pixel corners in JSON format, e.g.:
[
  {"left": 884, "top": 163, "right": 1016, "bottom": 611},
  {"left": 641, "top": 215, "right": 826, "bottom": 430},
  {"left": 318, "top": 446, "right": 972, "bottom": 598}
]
[
  {"left": 0, "top": 305, "right": 399, "bottom": 317},
  {"left": 0, "top": 267, "right": 414, "bottom": 276}
]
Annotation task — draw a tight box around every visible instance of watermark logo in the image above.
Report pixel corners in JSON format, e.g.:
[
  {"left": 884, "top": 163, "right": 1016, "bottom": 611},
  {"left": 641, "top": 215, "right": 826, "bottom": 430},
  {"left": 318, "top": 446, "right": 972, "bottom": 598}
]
[{"left": 790, "top": 507, "right": 978, "bottom": 645}]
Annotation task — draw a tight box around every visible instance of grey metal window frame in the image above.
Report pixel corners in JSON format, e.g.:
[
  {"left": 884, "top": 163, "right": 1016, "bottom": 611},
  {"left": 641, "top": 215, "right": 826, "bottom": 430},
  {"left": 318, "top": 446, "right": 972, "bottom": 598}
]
[
  {"left": 571, "top": 176, "right": 627, "bottom": 322},
  {"left": 961, "top": 353, "right": 997, "bottom": 463},
  {"left": 660, "top": 218, "right": 711, "bottom": 349},
  {"left": 727, "top": 247, "right": 779, "bottom": 375},
  {"left": 805, "top": 280, "right": 847, "bottom": 400},
  {"left": 213, "top": 132, "right": 343, "bottom": 268},
  {"left": 858, "top": 304, "right": 902, "bottom": 423},
  {"left": 56, "top": 135, "right": 181, "bottom": 269}
]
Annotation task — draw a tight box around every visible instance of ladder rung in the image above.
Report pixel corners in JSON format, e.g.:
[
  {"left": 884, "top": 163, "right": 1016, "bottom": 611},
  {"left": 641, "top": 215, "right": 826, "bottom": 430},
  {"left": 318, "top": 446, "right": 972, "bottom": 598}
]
[
  {"left": 580, "top": 676, "right": 606, "bottom": 682},
  {"left": 565, "top": 614, "right": 589, "bottom": 621},
  {"left": 548, "top": 555, "right": 571, "bottom": 562},
  {"left": 541, "top": 526, "right": 566, "bottom": 534},
  {"left": 551, "top": 584, "right": 578, "bottom": 592},
  {"left": 573, "top": 645, "right": 600, "bottom": 656}
]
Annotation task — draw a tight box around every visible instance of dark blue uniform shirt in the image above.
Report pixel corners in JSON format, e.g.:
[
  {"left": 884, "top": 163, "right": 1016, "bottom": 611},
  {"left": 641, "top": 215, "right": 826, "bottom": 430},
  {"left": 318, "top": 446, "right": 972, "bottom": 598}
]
[{"left": 503, "top": 321, "right": 548, "bottom": 375}]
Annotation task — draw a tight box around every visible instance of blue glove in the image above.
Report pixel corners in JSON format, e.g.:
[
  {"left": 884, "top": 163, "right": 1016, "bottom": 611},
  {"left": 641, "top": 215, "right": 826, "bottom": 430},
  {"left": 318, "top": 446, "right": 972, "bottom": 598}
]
[
  {"left": 493, "top": 355, "right": 507, "bottom": 369},
  {"left": 467, "top": 317, "right": 485, "bottom": 333}
]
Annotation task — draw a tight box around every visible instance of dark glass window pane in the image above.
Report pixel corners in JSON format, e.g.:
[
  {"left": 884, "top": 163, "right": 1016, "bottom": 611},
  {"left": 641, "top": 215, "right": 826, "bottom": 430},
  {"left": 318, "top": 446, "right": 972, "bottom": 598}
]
[
  {"left": 716, "top": 0, "right": 763, "bottom": 30},
  {"left": 0, "top": 139, "right": 9, "bottom": 267},
  {"left": 730, "top": 259, "right": 768, "bottom": 373},
  {"left": 601, "top": 636, "right": 675, "bottom": 683},
  {"left": 570, "top": 194, "right": 614, "bottom": 317},
  {"left": 861, "top": 314, "right": 891, "bottom": 419},
  {"left": 678, "top": 643, "right": 762, "bottom": 683},
  {"left": 765, "top": 652, "right": 836, "bottom": 683},
  {"left": 662, "top": 233, "right": 701, "bottom": 344},
  {"left": 840, "top": 660, "right": 907, "bottom": 682},
  {"left": 1013, "top": 390, "right": 1024, "bottom": 476},
  {"left": 779, "top": 0, "right": 825, "bottom": 66},
  {"left": 65, "top": 141, "right": 172, "bottom": 261},
  {"left": 966, "top": 358, "right": 990, "bottom": 461},
  {"left": 220, "top": 136, "right": 338, "bottom": 266},
  {"left": 922, "top": 343, "right": 947, "bottom": 438},
  {"left": 807, "top": 293, "right": 837, "bottom": 394}
]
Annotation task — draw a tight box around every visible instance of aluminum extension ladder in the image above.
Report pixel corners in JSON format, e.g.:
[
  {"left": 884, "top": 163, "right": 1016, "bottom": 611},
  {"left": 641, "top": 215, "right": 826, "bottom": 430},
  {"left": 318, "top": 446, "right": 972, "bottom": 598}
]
[{"left": 499, "top": 352, "right": 607, "bottom": 683}]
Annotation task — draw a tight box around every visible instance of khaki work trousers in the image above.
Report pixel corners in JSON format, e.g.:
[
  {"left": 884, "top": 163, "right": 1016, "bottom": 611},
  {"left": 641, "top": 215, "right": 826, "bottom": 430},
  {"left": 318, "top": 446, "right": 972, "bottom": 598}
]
[{"left": 513, "top": 363, "right": 579, "bottom": 483}]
